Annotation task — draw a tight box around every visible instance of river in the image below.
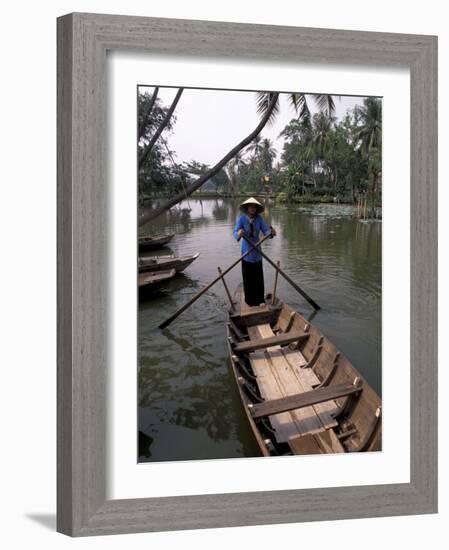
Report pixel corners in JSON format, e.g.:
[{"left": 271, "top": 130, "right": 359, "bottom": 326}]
[{"left": 138, "top": 198, "right": 381, "bottom": 462}]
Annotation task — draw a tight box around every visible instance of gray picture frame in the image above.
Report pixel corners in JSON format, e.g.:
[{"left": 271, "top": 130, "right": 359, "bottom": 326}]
[{"left": 57, "top": 12, "right": 438, "bottom": 537}]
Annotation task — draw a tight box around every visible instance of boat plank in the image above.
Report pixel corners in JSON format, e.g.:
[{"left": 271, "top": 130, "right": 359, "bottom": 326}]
[
  {"left": 249, "top": 324, "right": 324, "bottom": 437},
  {"left": 247, "top": 326, "right": 262, "bottom": 340},
  {"left": 255, "top": 325, "right": 338, "bottom": 430},
  {"left": 282, "top": 349, "right": 339, "bottom": 429},
  {"left": 288, "top": 434, "right": 324, "bottom": 455},
  {"left": 266, "top": 351, "right": 324, "bottom": 436},
  {"left": 248, "top": 352, "right": 302, "bottom": 442}
]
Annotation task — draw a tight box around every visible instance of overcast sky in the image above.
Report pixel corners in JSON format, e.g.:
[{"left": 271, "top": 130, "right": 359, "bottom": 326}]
[{"left": 139, "top": 86, "right": 370, "bottom": 167}]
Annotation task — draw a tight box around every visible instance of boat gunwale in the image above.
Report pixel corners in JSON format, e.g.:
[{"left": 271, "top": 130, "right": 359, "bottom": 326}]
[{"left": 226, "top": 329, "right": 271, "bottom": 457}]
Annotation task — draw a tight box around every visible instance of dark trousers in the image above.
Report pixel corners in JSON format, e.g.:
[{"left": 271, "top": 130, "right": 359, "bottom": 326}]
[{"left": 242, "top": 259, "right": 265, "bottom": 306}]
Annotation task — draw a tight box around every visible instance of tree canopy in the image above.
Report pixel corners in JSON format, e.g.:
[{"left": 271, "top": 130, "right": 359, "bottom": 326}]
[{"left": 137, "top": 89, "right": 382, "bottom": 217}]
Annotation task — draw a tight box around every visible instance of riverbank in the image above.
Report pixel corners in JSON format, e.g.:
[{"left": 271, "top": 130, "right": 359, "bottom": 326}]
[
  {"left": 142, "top": 192, "right": 275, "bottom": 201},
  {"left": 141, "top": 192, "right": 382, "bottom": 218}
]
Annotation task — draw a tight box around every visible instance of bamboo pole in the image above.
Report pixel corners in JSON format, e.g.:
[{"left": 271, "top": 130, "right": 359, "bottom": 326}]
[
  {"left": 271, "top": 260, "right": 280, "bottom": 305},
  {"left": 218, "top": 266, "right": 234, "bottom": 310},
  {"left": 158, "top": 233, "right": 272, "bottom": 329}
]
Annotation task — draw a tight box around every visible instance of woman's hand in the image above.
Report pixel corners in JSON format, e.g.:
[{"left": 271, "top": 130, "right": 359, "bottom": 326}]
[
  {"left": 270, "top": 226, "right": 277, "bottom": 237},
  {"left": 237, "top": 229, "right": 245, "bottom": 240}
]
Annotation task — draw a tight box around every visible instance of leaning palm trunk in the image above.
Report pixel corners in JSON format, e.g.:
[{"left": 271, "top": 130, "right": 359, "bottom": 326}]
[
  {"left": 139, "top": 93, "right": 279, "bottom": 226},
  {"left": 138, "top": 88, "right": 184, "bottom": 169}
]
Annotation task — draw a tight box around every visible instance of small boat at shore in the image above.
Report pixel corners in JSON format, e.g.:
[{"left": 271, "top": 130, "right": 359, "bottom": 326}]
[
  {"left": 138, "top": 252, "right": 200, "bottom": 274},
  {"left": 138, "top": 269, "right": 176, "bottom": 295},
  {"left": 227, "top": 285, "right": 381, "bottom": 456},
  {"left": 139, "top": 233, "right": 175, "bottom": 251}
]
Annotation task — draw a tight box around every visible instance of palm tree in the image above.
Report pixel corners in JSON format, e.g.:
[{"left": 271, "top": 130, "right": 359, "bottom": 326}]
[
  {"left": 258, "top": 91, "right": 336, "bottom": 186},
  {"left": 312, "top": 112, "right": 334, "bottom": 158},
  {"left": 310, "top": 112, "right": 336, "bottom": 185},
  {"left": 260, "top": 138, "right": 277, "bottom": 173},
  {"left": 279, "top": 118, "right": 313, "bottom": 146},
  {"left": 246, "top": 134, "right": 263, "bottom": 164},
  {"left": 284, "top": 161, "right": 304, "bottom": 196},
  {"left": 355, "top": 97, "right": 382, "bottom": 207},
  {"left": 355, "top": 97, "right": 382, "bottom": 153},
  {"left": 256, "top": 91, "right": 336, "bottom": 127}
]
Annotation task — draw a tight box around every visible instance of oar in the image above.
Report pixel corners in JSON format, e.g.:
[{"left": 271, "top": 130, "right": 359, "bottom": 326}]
[
  {"left": 242, "top": 235, "right": 321, "bottom": 310},
  {"left": 158, "top": 233, "right": 272, "bottom": 329}
]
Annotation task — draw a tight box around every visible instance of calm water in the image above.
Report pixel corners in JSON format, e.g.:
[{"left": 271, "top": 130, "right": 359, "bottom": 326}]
[{"left": 138, "top": 199, "right": 381, "bottom": 462}]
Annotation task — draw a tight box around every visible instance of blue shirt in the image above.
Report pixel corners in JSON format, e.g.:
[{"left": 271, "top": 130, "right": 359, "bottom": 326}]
[{"left": 233, "top": 214, "right": 271, "bottom": 263}]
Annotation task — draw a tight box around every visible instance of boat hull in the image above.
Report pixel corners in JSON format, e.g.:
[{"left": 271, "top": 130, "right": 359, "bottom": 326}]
[
  {"left": 138, "top": 233, "right": 175, "bottom": 251},
  {"left": 138, "top": 253, "right": 200, "bottom": 274},
  {"left": 138, "top": 268, "right": 176, "bottom": 298},
  {"left": 227, "top": 286, "right": 382, "bottom": 456}
]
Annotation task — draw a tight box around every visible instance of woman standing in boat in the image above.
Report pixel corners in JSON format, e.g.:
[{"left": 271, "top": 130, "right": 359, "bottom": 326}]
[{"left": 234, "top": 197, "right": 276, "bottom": 306}]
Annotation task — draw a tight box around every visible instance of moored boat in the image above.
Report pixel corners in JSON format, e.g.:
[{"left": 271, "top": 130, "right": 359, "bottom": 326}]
[
  {"left": 138, "top": 269, "right": 176, "bottom": 296},
  {"left": 138, "top": 233, "right": 175, "bottom": 251},
  {"left": 227, "top": 285, "right": 381, "bottom": 456},
  {"left": 138, "top": 252, "right": 200, "bottom": 274}
]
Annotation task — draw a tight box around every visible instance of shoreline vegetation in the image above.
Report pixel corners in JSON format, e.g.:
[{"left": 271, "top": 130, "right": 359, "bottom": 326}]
[
  {"left": 138, "top": 88, "right": 382, "bottom": 222},
  {"left": 141, "top": 194, "right": 382, "bottom": 221}
]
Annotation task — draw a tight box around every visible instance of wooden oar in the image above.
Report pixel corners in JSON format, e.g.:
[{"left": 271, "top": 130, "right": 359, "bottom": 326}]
[
  {"left": 158, "top": 233, "right": 272, "bottom": 329},
  {"left": 242, "top": 235, "right": 320, "bottom": 310}
]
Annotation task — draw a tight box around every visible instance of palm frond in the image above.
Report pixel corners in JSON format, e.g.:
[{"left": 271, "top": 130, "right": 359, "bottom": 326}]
[
  {"left": 293, "top": 94, "right": 312, "bottom": 126},
  {"left": 314, "top": 94, "right": 336, "bottom": 117},
  {"left": 288, "top": 93, "right": 302, "bottom": 112},
  {"left": 256, "top": 92, "right": 280, "bottom": 126}
]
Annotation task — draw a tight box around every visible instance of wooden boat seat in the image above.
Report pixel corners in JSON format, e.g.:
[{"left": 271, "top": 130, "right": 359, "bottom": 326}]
[
  {"left": 249, "top": 383, "right": 362, "bottom": 419},
  {"left": 233, "top": 331, "right": 309, "bottom": 353},
  {"left": 245, "top": 323, "right": 339, "bottom": 442}
]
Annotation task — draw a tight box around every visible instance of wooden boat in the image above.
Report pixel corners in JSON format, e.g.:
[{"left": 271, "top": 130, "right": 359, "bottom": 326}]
[
  {"left": 138, "top": 269, "right": 176, "bottom": 293},
  {"left": 138, "top": 252, "right": 200, "bottom": 274},
  {"left": 227, "top": 285, "right": 381, "bottom": 456},
  {"left": 138, "top": 233, "right": 175, "bottom": 251}
]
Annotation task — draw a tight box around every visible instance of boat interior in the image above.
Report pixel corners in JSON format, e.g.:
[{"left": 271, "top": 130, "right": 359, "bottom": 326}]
[{"left": 227, "top": 286, "right": 382, "bottom": 456}]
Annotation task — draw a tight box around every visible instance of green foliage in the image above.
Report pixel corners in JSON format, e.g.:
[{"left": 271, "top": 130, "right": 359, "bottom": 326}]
[
  {"left": 276, "top": 191, "right": 288, "bottom": 202},
  {"left": 138, "top": 91, "right": 181, "bottom": 198},
  {"left": 276, "top": 97, "right": 382, "bottom": 205}
]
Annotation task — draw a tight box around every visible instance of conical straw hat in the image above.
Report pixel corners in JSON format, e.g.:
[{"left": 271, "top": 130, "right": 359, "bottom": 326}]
[{"left": 240, "top": 197, "right": 264, "bottom": 214}]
